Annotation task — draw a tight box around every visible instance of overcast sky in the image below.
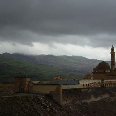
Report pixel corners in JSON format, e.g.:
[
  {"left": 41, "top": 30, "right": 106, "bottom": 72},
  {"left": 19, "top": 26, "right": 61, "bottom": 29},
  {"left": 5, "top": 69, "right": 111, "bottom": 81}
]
[{"left": 0, "top": 0, "right": 116, "bottom": 60}]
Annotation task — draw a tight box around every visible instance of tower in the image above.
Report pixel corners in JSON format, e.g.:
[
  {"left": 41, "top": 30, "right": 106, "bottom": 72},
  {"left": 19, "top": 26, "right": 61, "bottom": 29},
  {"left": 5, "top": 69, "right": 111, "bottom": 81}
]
[
  {"left": 14, "top": 77, "right": 31, "bottom": 93},
  {"left": 111, "top": 45, "right": 115, "bottom": 71}
]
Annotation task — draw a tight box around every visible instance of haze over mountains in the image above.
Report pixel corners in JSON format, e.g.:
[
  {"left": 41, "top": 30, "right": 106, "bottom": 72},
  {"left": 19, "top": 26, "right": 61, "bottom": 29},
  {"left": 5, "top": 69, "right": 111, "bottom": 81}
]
[{"left": 0, "top": 53, "right": 103, "bottom": 82}]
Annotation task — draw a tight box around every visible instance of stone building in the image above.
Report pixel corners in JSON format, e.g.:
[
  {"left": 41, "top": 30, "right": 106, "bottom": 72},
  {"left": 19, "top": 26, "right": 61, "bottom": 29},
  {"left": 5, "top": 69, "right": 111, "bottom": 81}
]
[{"left": 86, "top": 45, "right": 116, "bottom": 80}]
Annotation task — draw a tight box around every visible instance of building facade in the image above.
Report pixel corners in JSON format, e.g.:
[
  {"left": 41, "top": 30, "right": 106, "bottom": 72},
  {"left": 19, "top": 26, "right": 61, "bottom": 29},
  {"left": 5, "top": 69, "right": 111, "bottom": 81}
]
[{"left": 86, "top": 45, "right": 116, "bottom": 80}]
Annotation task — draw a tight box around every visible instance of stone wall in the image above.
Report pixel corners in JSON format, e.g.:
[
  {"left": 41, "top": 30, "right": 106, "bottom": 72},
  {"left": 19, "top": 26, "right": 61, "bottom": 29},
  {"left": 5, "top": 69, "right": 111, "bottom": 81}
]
[
  {"left": 32, "top": 84, "right": 59, "bottom": 94},
  {"left": 0, "top": 83, "right": 14, "bottom": 93}
]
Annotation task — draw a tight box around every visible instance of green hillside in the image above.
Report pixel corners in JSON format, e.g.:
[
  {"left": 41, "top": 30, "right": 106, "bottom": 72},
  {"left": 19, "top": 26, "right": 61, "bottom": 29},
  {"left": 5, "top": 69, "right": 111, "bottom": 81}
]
[
  {"left": 0, "top": 53, "right": 102, "bottom": 82},
  {"left": 0, "top": 58, "right": 61, "bottom": 82}
]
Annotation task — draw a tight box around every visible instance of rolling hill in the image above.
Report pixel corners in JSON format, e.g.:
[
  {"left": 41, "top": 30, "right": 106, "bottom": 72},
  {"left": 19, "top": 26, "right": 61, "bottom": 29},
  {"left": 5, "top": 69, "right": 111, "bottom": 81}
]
[{"left": 0, "top": 53, "right": 102, "bottom": 82}]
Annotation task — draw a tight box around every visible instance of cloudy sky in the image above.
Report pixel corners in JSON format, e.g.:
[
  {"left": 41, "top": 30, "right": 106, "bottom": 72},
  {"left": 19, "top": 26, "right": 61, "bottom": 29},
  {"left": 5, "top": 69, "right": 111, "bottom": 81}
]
[{"left": 0, "top": 0, "right": 116, "bottom": 60}]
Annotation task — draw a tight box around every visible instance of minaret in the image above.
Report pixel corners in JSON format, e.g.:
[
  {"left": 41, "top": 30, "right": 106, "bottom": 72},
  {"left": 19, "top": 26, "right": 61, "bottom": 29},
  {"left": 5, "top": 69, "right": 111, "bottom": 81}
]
[{"left": 111, "top": 45, "right": 115, "bottom": 71}]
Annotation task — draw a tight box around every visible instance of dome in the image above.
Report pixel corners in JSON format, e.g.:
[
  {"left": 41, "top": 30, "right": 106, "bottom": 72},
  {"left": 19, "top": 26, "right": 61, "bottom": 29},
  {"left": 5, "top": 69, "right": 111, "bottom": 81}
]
[{"left": 93, "top": 61, "right": 110, "bottom": 73}]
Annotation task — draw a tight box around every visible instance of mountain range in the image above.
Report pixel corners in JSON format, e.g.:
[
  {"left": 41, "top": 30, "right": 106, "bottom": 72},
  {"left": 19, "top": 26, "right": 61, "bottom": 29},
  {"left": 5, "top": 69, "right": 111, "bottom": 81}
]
[{"left": 0, "top": 53, "right": 103, "bottom": 82}]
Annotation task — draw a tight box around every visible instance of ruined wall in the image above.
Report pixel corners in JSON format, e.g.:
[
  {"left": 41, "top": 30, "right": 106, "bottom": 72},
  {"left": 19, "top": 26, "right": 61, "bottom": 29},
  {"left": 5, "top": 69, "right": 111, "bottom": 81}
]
[
  {"left": 0, "top": 84, "right": 14, "bottom": 93},
  {"left": 32, "top": 84, "right": 59, "bottom": 94}
]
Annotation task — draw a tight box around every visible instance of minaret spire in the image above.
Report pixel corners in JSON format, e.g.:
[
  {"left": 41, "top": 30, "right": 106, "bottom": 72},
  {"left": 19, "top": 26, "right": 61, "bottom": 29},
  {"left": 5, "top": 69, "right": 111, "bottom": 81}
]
[{"left": 111, "top": 45, "right": 115, "bottom": 71}]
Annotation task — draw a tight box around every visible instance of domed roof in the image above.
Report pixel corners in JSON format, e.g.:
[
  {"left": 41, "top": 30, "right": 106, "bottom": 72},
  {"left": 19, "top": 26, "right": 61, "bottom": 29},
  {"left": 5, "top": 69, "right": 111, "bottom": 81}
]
[{"left": 93, "top": 61, "right": 110, "bottom": 73}]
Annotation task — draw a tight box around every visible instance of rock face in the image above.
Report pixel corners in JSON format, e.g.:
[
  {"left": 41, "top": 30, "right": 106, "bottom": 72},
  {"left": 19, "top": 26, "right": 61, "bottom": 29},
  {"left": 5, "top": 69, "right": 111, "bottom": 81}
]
[{"left": 0, "top": 92, "right": 116, "bottom": 116}]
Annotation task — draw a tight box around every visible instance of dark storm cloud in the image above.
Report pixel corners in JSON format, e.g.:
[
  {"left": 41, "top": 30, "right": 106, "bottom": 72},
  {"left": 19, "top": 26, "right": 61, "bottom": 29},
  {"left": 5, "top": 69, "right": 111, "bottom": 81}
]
[{"left": 0, "top": 0, "right": 116, "bottom": 47}]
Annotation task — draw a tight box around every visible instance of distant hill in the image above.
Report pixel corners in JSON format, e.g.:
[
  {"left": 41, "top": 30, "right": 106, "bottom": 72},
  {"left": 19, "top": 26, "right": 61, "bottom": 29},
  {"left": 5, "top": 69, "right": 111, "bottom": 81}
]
[{"left": 0, "top": 53, "right": 103, "bottom": 82}]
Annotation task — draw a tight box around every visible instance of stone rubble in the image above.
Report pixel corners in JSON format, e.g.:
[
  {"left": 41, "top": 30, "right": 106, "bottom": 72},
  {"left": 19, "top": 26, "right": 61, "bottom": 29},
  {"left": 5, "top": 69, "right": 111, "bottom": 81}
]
[{"left": 0, "top": 93, "right": 116, "bottom": 116}]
